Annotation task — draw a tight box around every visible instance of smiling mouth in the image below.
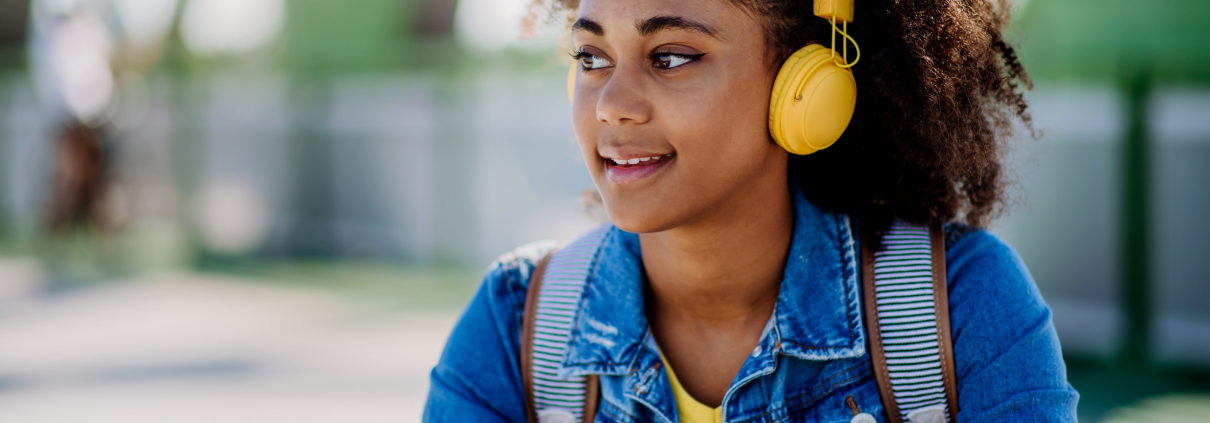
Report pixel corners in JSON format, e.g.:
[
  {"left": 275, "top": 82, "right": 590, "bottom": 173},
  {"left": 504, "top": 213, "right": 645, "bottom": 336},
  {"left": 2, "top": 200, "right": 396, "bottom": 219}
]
[
  {"left": 604, "top": 153, "right": 676, "bottom": 167},
  {"left": 601, "top": 152, "right": 676, "bottom": 185}
]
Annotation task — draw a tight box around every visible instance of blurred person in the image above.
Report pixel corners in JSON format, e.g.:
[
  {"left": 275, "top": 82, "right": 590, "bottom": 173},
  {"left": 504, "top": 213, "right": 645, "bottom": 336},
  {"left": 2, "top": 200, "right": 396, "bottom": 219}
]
[
  {"left": 425, "top": 0, "right": 1077, "bottom": 421},
  {"left": 46, "top": 121, "right": 115, "bottom": 234},
  {"left": 28, "top": 1, "right": 131, "bottom": 239}
]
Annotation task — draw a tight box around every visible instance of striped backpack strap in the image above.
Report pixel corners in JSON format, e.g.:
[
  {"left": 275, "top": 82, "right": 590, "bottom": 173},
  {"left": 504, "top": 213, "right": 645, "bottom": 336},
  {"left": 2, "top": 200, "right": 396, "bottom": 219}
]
[
  {"left": 861, "top": 221, "right": 960, "bottom": 423},
  {"left": 520, "top": 226, "right": 610, "bottom": 423}
]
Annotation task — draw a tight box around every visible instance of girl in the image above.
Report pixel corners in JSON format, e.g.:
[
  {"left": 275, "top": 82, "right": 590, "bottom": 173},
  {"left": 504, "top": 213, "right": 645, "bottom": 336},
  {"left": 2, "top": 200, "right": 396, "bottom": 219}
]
[{"left": 425, "top": 0, "right": 1078, "bottom": 421}]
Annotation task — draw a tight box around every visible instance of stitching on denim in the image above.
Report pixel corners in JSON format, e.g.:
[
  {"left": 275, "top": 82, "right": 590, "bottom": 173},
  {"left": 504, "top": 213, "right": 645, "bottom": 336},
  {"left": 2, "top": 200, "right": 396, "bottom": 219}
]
[
  {"left": 785, "top": 216, "right": 859, "bottom": 354},
  {"left": 600, "top": 398, "right": 639, "bottom": 423},
  {"left": 625, "top": 329, "right": 653, "bottom": 373},
  {"left": 786, "top": 368, "right": 874, "bottom": 413},
  {"left": 782, "top": 340, "right": 826, "bottom": 350},
  {"left": 727, "top": 362, "right": 869, "bottom": 423},
  {"left": 786, "top": 361, "right": 870, "bottom": 403},
  {"left": 730, "top": 404, "right": 789, "bottom": 423},
  {"left": 838, "top": 215, "right": 858, "bottom": 344},
  {"left": 842, "top": 216, "right": 861, "bottom": 348},
  {"left": 783, "top": 339, "right": 857, "bottom": 351},
  {"left": 561, "top": 360, "right": 625, "bottom": 367}
]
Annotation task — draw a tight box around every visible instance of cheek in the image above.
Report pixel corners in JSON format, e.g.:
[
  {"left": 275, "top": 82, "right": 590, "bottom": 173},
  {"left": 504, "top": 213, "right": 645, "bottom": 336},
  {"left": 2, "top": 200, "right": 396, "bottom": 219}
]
[
  {"left": 599, "top": 80, "right": 774, "bottom": 230},
  {"left": 571, "top": 97, "right": 600, "bottom": 149},
  {"left": 572, "top": 98, "right": 602, "bottom": 165},
  {"left": 661, "top": 73, "right": 774, "bottom": 171}
]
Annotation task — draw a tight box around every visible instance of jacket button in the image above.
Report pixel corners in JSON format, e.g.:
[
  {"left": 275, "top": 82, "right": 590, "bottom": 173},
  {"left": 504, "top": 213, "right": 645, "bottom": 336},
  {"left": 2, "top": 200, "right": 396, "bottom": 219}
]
[{"left": 752, "top": 345, "right": 763, "bottom": 357}]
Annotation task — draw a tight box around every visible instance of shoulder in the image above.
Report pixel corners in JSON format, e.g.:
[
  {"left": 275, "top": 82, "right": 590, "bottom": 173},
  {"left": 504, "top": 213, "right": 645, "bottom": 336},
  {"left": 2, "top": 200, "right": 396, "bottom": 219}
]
[
  {"left": 941, "top": 223, "right": 1048, "bottom": 332},
  {"left": 943, "top": 223, "right": 1023, "bottom": 281},
  {"left": 442, "top": 238, "right": 559, "bottom": 367},
  {"left": 940, "top": 224, "right": 1079, "bottom": 420},
  {"left": 424, "top": 240, "right": 557, "bottom": 421},
  {"left": 941, "top": 224, "right": 1044, "bottom": 313},
  {"left": 488, "top": 240, "right": 557, "bottom": 287},
  {"left": 480, "top": 240, "right": 558, "bottom": 317}
]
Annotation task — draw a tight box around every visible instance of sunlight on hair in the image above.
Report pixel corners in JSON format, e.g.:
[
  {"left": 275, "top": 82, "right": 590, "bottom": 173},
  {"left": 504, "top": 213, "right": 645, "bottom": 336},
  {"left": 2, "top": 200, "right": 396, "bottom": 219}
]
[{"left": 1009, "top": 0, "right": 1032, "bottom": 15}]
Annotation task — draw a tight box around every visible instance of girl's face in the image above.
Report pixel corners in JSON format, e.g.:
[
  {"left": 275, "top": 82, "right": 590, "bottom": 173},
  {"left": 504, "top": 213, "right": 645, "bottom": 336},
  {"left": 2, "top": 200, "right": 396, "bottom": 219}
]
[{"left": 571, "top": 0, "right": 785, "bottom": 233}]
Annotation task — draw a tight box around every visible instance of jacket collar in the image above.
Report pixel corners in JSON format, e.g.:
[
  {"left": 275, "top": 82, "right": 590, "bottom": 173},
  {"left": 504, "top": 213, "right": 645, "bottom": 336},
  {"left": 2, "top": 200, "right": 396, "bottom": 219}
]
[{"left": 559, "top": 183, "right": 866, "bottom": 377}]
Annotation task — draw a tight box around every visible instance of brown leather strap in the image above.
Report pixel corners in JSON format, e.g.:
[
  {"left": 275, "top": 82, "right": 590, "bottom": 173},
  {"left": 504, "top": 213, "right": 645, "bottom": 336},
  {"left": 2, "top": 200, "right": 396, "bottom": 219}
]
[
  {"left": 861, "top": 233, "right": 902, "bottom": 423},
  {"left": 863, "top": 222, "right": 959, "bottom": 423},
  {"left": 521, "top": 251, "right": 553, "bottom": 423},
  {"left": 520, "top": 250, "right": 601, "bottom": 423},
  {"left": 930, "top": 222, "right": 960, "bottom": 421}
]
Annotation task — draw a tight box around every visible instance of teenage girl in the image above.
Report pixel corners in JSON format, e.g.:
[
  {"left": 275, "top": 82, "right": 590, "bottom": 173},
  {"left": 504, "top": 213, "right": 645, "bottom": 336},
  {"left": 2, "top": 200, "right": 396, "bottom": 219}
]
[{"left": 425, "top": 0, "right": 1078, "bottom": 421}]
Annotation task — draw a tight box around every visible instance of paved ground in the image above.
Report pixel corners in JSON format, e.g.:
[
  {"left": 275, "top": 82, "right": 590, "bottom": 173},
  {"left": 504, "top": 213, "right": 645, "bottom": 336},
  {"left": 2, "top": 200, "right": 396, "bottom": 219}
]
[{"left": 0, "top": 259, "right": 456, "bottom": 423}]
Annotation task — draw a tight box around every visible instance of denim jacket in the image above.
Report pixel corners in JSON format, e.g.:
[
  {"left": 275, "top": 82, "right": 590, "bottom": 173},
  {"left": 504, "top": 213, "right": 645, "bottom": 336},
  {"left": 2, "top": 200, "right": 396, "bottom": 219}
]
[{"left": 424, "top": 184, "right": 1079, "bottom": 422}]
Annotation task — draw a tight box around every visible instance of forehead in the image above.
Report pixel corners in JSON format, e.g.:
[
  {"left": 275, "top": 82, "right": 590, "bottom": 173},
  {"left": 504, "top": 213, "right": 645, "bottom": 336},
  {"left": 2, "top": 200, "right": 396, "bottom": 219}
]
[{"left": 576, "top": 0, "right": 749, "bottom": 36}]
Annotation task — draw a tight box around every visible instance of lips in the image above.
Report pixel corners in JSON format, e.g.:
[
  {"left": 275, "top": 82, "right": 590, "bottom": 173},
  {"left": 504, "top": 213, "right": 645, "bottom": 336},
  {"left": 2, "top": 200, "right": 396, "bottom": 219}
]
[{"left": 602, "top": 152, "right": 676, "bottom": 185}]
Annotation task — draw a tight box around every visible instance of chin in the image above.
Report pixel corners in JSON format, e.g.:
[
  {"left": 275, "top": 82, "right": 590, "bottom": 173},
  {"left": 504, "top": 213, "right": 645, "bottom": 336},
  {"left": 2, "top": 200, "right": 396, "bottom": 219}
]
[{"left": 600, "top": 195, "right": 685, "bottom": 234}]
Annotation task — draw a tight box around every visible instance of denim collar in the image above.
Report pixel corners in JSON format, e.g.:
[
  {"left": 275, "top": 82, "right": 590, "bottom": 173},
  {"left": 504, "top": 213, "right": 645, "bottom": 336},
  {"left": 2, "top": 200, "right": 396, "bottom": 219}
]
[{"left": 558, "top": 183, "right": 866, "bottom": 377}]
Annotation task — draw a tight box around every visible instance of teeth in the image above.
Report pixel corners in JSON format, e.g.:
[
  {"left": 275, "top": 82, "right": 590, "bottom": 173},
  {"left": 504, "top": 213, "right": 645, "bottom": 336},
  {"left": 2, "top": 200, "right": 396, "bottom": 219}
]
[{"left": 608, "top": 154, "right": 675, "bottom": 165}]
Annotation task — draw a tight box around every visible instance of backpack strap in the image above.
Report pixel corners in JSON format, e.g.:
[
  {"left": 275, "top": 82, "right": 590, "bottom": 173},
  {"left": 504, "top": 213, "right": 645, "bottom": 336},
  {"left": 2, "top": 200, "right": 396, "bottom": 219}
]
[
  {"left": 521, "top": 250, "right": 553, "bottom": 423},
  {"left": 861, "top": 221, "right": 960, "bottom": 423},
  {"left": 521, "top": 226, "right": 610, "bottom": 423}
]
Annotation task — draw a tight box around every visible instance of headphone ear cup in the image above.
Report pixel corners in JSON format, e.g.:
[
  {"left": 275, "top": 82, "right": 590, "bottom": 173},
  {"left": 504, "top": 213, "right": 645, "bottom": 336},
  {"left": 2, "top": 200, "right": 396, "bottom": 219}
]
[
  {"left": 768, "top": 44, "right": 857, "bottom": 155},
  {"left": 567, "top": 64, "right": 576, "bottom": 104}
]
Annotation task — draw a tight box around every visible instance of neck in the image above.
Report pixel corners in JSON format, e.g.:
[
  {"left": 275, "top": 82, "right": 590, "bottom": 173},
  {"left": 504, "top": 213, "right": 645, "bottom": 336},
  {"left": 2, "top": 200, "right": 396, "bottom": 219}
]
[{"left": 639, "top": 163, "right": 794, "bottom": 328}]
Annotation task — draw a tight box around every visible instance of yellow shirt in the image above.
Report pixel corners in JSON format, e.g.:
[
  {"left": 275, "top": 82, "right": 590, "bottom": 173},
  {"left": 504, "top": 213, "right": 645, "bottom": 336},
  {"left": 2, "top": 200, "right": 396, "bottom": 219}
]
[{"left": 660, "top": 354, "right": 724, "bottom": 423}]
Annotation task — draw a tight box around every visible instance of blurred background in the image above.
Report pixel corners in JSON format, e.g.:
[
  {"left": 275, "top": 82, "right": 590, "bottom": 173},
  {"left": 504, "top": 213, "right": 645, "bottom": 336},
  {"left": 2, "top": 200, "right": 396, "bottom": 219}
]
[{"left": 0, "top": 0, "right": 1206, "bottom": 421}]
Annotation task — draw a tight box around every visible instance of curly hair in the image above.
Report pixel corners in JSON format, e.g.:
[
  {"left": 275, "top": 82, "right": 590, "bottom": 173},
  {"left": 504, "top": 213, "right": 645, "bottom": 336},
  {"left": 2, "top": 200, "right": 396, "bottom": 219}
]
[{"left": 531, "top": 0, "right": 1034, "bottom": 245}]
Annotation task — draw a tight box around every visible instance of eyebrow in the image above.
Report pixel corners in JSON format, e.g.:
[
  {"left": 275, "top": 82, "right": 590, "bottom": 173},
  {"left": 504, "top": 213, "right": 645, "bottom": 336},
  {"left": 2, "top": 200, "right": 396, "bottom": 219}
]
[
  {"left": 571, "top": 18, "right": 605, "bottom": 36},
  {"left": 637, "top": 15, "right": 719, "bottom": 38},
  {"left": 570, "top": 16, "right": 721, "bottom": 39}
]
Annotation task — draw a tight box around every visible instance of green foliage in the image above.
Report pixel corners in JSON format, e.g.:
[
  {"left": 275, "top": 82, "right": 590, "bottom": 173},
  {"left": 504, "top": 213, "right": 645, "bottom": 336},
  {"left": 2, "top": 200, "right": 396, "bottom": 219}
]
[
  {"left": 1012, "top": 0, "right": 1210, "bottom": 82},
  {"left": 282, "top": 0, "right": 420, "bottom": 73}
]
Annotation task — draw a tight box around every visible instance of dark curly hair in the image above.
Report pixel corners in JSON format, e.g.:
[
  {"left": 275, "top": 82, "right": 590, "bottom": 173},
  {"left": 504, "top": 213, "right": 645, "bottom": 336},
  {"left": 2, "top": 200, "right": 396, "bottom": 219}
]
[{"left": 530, "top": 0, "right": 1033, "bottom": 245}]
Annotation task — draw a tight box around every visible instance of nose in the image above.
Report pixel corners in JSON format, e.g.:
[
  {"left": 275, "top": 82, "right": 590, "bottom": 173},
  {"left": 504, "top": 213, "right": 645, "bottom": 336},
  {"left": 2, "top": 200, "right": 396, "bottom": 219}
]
[{"left": 594, "top": 64, "right": 652, "bottom": 126}]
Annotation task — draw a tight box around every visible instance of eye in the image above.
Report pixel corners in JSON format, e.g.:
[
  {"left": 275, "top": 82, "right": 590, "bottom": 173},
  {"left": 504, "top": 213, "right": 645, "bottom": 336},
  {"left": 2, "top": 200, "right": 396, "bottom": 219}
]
[
  {"left": 652, "top": 52, "right": 704, "bottom": 70},
  {"left": 574, "top": 52, "right": 613, "bottom": 70}
]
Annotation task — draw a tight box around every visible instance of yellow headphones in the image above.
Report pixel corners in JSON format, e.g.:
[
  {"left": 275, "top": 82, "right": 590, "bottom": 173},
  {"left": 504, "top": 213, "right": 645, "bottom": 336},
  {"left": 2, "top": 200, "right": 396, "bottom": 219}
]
[{"left": 569, "top": 0, "right": 860, "bottom": 156}]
